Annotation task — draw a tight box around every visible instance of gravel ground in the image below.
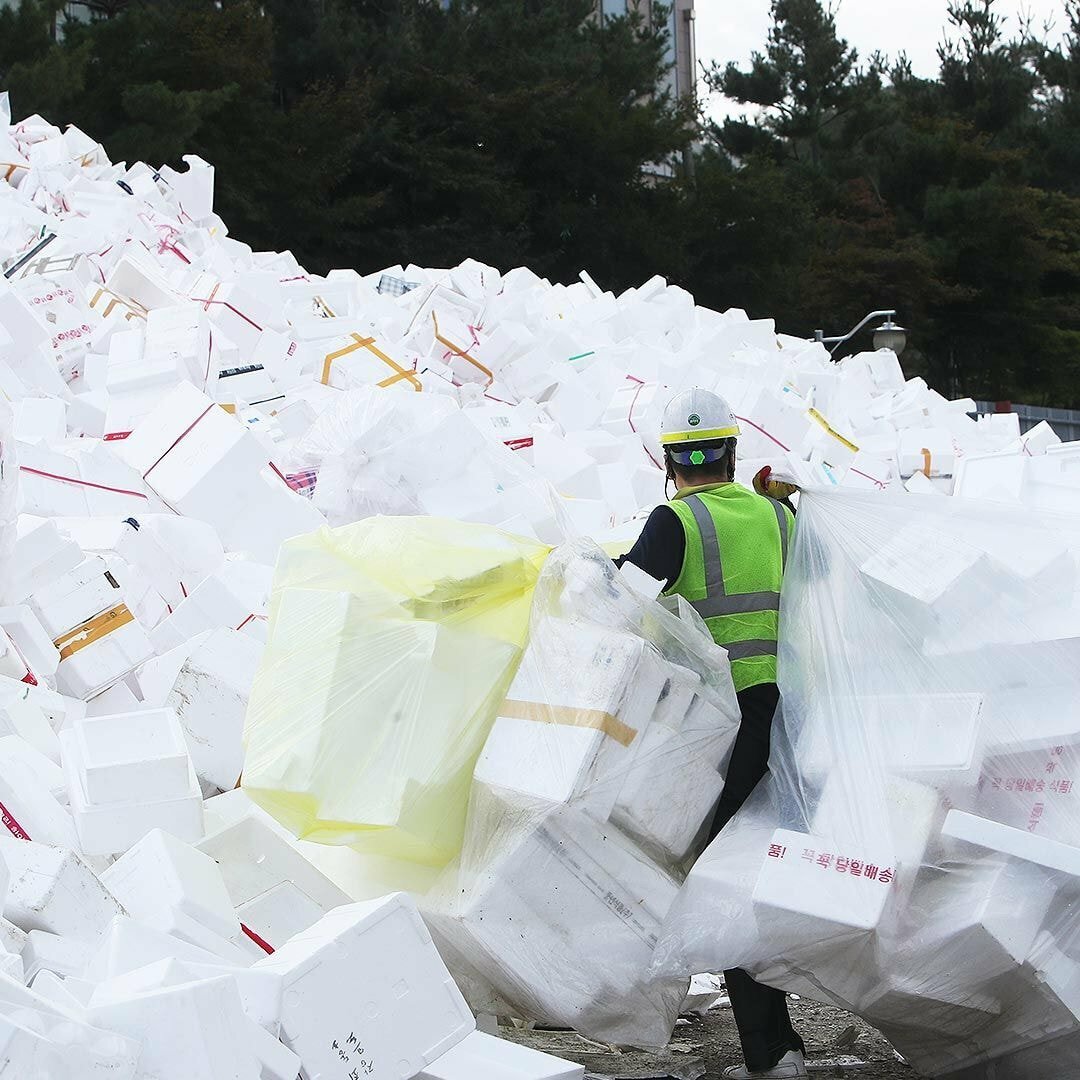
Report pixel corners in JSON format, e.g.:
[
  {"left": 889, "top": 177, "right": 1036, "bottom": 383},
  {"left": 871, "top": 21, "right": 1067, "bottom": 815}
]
[{"left": 508, "top": 996, "right": 925, "bottom": 1079}]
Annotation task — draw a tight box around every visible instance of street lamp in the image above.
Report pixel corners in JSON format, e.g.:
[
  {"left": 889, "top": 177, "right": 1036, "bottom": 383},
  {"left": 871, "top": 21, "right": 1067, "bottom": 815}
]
[{"left": 814, "top": 310, "right": 908, "bottom": 358}]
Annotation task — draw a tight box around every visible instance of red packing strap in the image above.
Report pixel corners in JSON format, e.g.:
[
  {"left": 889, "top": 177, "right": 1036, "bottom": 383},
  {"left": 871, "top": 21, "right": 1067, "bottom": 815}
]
[
  {"left": 736, "top": 415, "right": 791, "bottom": 452},
  {"left": 192, "top": 296, "right": 264, "bottom": 334},
  {"left": 504, "top": 437, "right": 534, "bottom": 451},
  {"left": 267, "top": 462, "right": 290, "bottom": 487},
  {"left": 104, "top": 431, "right": 132, "bottom": 442},
  {"left": 240, "top": 923, "right": 274, "bottom": 955},
  {"left": 0, "top": 801, "right": 30, "bottom": 840},
  {"left": 625, "top": 376, "right": 662, "bottom": 470},
  {"left": 19, "top": 466, "right": 148, "bottom": 500},
  {"left": 142, "top": 404, "right": 215, "bottom": 482}
]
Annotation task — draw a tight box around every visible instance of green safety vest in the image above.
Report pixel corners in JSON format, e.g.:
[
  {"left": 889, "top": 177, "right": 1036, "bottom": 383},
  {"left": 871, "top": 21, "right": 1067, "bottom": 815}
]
[{"left": 665, "top": 482, "right": 793, "bottom": 693}]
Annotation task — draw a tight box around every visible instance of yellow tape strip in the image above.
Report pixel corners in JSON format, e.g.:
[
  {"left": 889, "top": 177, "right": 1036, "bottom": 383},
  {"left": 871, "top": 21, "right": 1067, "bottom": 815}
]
[
  {"left": 501, "top": 698, "right": 638, "bottom": 748},
  {"left": 220, "top": 403, "right": 237, "bottom": 415},
  {"left": 321, "top": 334, "right": 422, "bottom": 391},
  {"left": 807, "top": 408, "right": 859, "bottom": 453},
  {"left": 431, "top": 311, "right": 493, "bottom": 384},
  {"left": 922, "top": 448, "right": 932, "bottom": 477},
  {"left": 54, "top": 604, "right": 134, "bottom": 662},
  {"left": 660, "top": 426, "right": 740, "bottom": 445}
]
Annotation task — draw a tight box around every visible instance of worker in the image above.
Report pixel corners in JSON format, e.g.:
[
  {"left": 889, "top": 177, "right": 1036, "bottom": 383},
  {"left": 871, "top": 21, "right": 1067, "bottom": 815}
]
[{"left": 617, "top": 387, "right": 806, "bottom": 1080}]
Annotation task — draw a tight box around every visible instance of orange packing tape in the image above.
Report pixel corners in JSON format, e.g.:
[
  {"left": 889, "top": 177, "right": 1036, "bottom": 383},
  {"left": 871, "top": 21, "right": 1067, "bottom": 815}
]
[
  {"left": 53, "top": 604, "right": 134, "bottom": 662},
  {"left": 500, "top": 698, "right": 638, "bottom": 748},
  {"left": 807, "top": 408, "right": 859, "bottom": 454},
  {"left": 431, "top": 311, "right": 493, "bottom": 385},
  {"left": 89, "top": 288, "right": 148, "bottom": 322},
  {"left": 219, "top": 403, "right": 237, "bottom": 415},
  {"left": 321, "top": 334, "right": 422, "bottom": 392},
  {"left": 922, "top": 448, "right": 932, "bottom": 477}
]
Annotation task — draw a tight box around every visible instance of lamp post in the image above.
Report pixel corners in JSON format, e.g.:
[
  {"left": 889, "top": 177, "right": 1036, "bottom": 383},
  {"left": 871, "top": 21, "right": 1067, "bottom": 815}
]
[{"left": 814, "top": 310, "right": 908, "bottom": 358}]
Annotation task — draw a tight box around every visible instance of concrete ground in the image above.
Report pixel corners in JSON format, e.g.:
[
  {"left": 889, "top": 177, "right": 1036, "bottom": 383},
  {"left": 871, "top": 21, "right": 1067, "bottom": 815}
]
[{"left": 510, "top": 997, "right": 923, "bottom": 1079}]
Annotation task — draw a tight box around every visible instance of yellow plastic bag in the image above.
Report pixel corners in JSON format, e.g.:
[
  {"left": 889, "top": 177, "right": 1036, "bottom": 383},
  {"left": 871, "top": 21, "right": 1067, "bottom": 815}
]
[{"left": 242, "top": 516, "right": 548, "bottom": 867}]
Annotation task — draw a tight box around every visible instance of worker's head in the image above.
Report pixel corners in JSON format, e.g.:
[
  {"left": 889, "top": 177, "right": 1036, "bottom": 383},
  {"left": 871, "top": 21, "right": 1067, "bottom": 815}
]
[{"left": 659, "top": 388, "right": 740, "bottom": 494}]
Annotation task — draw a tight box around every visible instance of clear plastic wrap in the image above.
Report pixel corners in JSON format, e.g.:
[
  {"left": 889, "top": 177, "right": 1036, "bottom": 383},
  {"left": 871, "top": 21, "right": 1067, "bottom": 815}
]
[
  {"left": 653, "top": 488, "right": 1080, "bottom": 1076},
  {"left": 242, "top": 516, "right": 549, "bottom": 866},
  {"left": 0, "top": 402, "right": 16, "bottom": 600},
  {"left": 421, "top": 541, "right": 742, "bottom": 1049}
]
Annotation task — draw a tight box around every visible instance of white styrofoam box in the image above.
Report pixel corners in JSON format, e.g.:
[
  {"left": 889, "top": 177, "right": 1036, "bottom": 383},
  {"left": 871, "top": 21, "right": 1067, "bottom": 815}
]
[
  {"left": 0, "top": 604, "right": 59, "bottom": 680},
  {"left": 29, "top": 554, "right": 125, "bottom": 638},
  {"left": 904, "top": 856, "right": 1056, "bottom": 985},
  {"left": 899, "top": 426, "right": 957, "bottom": 478},
  {"left": 0, "top": 735, "right": 66, "bottom": 802},
  {"left": 474, "top": 619, "right": 668, "bottom": 815},
  {"left": 0, "top": 949, "right": 21, "bottom": 983},
  {"left": 61, "top": 729, "right": 204, "bottom": 855},
  {"left": 751, "top": 828, "right": 896, "bottom": 940},
  {"left": 0, "top": 919, "right": 27, "bottom": 957},
  {"left": 0, "top": 762, "right": 79, "bottom": 851},
  {"left": 1031, "top": 936, "right": 1080, "bottom": 1022},
  {"left": 424, "top": 806, "right": 680, "bottom": 1046},
  {"left": 55, "top": 611, "right": 156, "bottom": 701},
  {"left": 417, "top": 1030, "right": 585, "bottom": 1080},
  {"left": 612, "top": 724, "right": 728, "bottom": 863},
  {"left": 87, "top": 968, "right": 260, "bottom": 1080},
  {"left": 4, "top": 517, "right": 83, "bottom": 605},
  {"left": 27, "top": 968, "right": 88, "bottom": 1014},
  {"left": 8, "top": 675, "right": 87, "bottom": 733},
  {"left": 144, "top": 305, "right": 213, "bottom": 390},
  {"left": 953, "top": 448, "right": 1027, "bottom": 504},
  {"left": 0, "top": 999, "right": 141, "bottom": 1079},
  {"left": 859, "top": 971, "right": 1003, "bottom": 1039},
  {"left": 865, "top": 692, "right": 986, "bottom": 786},
  {"left": 0, "top": 678, "right": 63, "bottom": 759},
  {"left": 165, "top": 628, "right": 261, "bottom": 792},
  {"left": 21, "top": 930, "right": 93, "bottom": 983},
  {"left": 13, "top": 397, "right": 66, "bottom": 445},
  {"left": 859, "top": 524, "right": 990, "bottom": 623},
  {"left": 101, "top": 829, "right": 242, "bottom": 955},
  {"left": 0, "top": 626, "right": 30, "bottom": 683},
  {"left": 198, "top": 816, "right": 350, "bottom": 950},
  {"left": 86, "top": 679, "right": 142, "bottom": 716},
  {"left": 150, "top": 560, "right": 272, "bottom": 653},
  {"left": 0, "top": 838, "right": 123, "bottom": 941},
  {"left": 943, "top": 809, "right": 1080, "bottom": 878},
  {"left": 113, "top": 382, "right": 269, "bottom": 520},
  {"left": 71, "top": 708, "right": 191, "bottom": 805},
  {"left": 86, "top": 915, "right": 234, "bottom": 984},
  {"left": 254, "top": 893, "right": 474, "bottom": 1080},
  {"left": 617, "top": 560, "right": 664, "bottom": 600}
]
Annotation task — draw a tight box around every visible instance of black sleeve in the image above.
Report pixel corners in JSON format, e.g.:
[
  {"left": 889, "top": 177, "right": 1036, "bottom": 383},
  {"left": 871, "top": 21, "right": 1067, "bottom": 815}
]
[{"left": 614, "top": 504, "right": 686, "bottom": 590}]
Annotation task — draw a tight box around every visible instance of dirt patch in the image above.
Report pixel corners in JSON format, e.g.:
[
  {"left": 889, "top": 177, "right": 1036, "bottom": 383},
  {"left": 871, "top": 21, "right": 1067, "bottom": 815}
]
[{"left": 507, "top": 996, "right": 925, "bottom": 1078}]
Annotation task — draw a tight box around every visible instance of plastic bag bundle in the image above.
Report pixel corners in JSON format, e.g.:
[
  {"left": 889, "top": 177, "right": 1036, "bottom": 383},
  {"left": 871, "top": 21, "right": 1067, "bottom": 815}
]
[
  {"left": 654, "top": 488, "right": 1080, "bottom": 1076},
  {"left": 242, "top": 516, "right": 549, "bottom": 866},
  {"left": 422, "top": 541, "right": 742, "bottom": 1048}
]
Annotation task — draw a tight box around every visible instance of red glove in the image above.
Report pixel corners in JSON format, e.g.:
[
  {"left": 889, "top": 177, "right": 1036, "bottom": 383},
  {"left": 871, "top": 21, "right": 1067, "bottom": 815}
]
[{"left": 753, "top": 465, "right": 799, "bottom": 500}]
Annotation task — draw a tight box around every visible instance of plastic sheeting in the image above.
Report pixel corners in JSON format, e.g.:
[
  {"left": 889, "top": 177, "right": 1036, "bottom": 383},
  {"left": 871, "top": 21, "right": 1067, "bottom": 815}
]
[
  {"left": 241, "top": 516, "right": 548, "bottom": 866},
  {"left": 0, "top": 402, "right": 15, "bottom": 599},
  {"left": 654, "top": 488, "right": 1080, "bottom": 1077},
  {"left": 422, "top": 541, "right": 742, "bottom": 1048}
]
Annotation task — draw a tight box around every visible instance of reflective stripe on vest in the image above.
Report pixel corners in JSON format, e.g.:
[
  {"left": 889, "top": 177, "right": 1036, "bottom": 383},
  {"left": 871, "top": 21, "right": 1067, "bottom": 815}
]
[{"left": 683, "top": 494, "right": 790, "bottom": 638}]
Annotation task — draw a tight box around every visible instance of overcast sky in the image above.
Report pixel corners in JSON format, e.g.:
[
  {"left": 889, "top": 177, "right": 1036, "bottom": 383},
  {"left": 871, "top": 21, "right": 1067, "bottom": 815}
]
[{"left": 697, "top": 0, "right": 1071, "bottom": 118}]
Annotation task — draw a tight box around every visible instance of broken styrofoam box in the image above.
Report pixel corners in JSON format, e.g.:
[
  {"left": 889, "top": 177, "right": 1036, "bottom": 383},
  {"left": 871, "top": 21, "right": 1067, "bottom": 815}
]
[
  {"left": 101, "top": 829, "right": 243, "bottom": 960},
  {"left": 69, "top": 709, "right": 191, "bottom": 805},
  {"left": 0, "top": 838, "right": 123, "bottom": 941},
  {"left": 751, "top": 828, "right": 896, "bottom": 940},
  {"left": 416, "top": 1030, "right": 585, "bottom": 1080},
  {"left": 254, "top": 892, "right": 475, "bottom": 1079}
]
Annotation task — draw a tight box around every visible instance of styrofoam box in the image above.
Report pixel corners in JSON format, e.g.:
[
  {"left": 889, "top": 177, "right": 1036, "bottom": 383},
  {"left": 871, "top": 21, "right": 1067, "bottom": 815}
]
[
  {"left": 87, "top": 968, "right": 260, "bottom": 1080},
  {"left": 28, "top": 555, "right": 126, "bottom": 638},
  {"left": 752, "top": 828, "right": 896, "bottom": 939},
  {"left": 0, "top": 838, "right": 123, "bottom": 942},
  {"left": 0, "top": 604, "right": 59, "bottom": 679},
  {"left": 943, "top": 809, "right": 1080, "bottom": 877},
  {"left": 198, "top": 815, "right": 350, "bottom": 948},
  {"left": 101, "top": 829, "right": 242, "bottom": 955},
  {"left": 254, "top": 893, "right": 475, "bottom": 1080},
  {"left": 61, "top": 728, "right": 204, "bottom": 855},
  {"left": 21, "top": 929, "right": 93, "bottom": 984},
  {"left": 4, "top": 518, "right": 83, "bottom": 605},
  {"left": 73, "top": 709, "right": 191, "bottom": 805},
  {"left": 417, "top": 1030, "right": 585, "bottom": 1080},
  {"left": 55, "top": 616, "right": 156, "bottom": 701}
]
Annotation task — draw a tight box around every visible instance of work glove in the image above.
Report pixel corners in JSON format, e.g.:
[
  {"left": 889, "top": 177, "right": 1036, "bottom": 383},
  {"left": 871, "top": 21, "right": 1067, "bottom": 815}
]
[{"left": 753, "top": 465, "right": 798, "bottom": 501}]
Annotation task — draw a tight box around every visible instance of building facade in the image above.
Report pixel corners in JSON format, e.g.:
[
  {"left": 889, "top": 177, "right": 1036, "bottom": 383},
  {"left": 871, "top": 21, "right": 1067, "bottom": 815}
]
[{"left": 598, "top": 0, "right": 696, "bottom": 102}]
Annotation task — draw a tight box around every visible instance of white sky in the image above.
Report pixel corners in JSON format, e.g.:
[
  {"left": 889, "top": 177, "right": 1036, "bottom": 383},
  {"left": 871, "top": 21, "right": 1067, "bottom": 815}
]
[{"left": 696, "top": 0, "right": 1071, "bottom": 118}]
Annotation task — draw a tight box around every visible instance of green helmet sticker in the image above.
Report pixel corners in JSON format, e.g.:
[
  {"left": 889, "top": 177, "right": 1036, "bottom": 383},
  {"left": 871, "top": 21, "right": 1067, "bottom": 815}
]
[
  {"left": 688, "top": 413, "right": 701, "bottom": 426},
  {"left": 689, "top": 449, "right": 706, "bottom": 465}
]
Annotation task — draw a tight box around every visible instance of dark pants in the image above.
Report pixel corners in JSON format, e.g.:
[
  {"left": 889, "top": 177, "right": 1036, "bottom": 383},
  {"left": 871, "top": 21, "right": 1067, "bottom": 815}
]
[{"left": 709, "top": 682, "right": 805, "bottom": 1073}]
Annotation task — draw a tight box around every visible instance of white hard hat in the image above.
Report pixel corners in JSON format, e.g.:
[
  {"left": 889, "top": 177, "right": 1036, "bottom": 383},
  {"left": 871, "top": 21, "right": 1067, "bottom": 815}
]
[{"left": 659, "top": 388, "right": 740, "bottom": 447}]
